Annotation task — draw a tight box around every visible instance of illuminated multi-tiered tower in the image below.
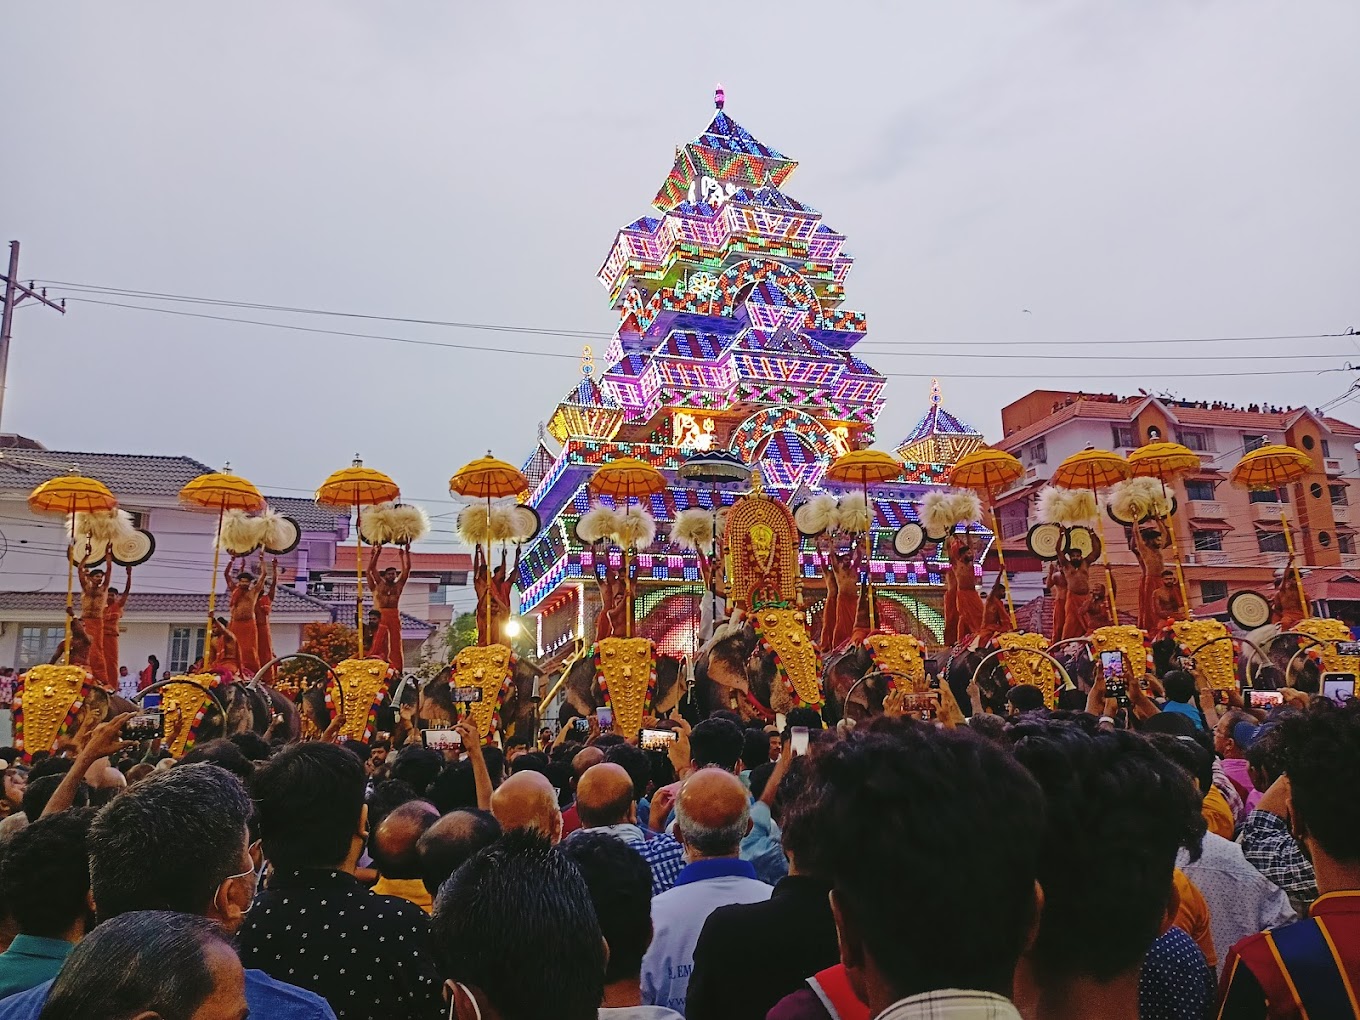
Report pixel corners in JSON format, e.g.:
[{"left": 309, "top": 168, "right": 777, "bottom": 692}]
[{"left": 519, "top": 90, "right": 987, "bottom": 660}]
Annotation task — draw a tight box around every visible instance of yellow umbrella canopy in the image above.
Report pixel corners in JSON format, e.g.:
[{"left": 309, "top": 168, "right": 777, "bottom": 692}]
[
  {"left": 948, "top": 449, "right": 1024, "bottom": 494},
  {"left": 1230, "top": 444, "right": 1312, "bottom": 491},
  {"left": 179, "top": 471, "right": 266, "bottom": 513},
  {"left": 589, "top": 458, "right": 668, "bottom": 502},
  {"left": 825, "top": 449, "right": 902, "bottom": 487},
  {"left": 1128, "top": 442, "right": 1202, "bottom": 481},
  {"left": 1051, "top": 448, "right": 1130, "bottom": 491},
  {"left": 28, "top": 474, "right": 118, "bottom": 515},
  {"left": 449, "top": 453, "right": 530, "bottom": 502},
  {"left": 317, "top": 459, "right": 400, "bottom": 508}
]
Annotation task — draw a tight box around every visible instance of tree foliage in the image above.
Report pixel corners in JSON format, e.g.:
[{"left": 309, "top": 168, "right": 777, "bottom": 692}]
[{"left": 278, "top": 621, "right": 359, "bottom": 690}]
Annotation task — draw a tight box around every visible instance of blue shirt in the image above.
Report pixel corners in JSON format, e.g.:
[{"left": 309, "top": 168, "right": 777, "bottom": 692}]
[
  {"left": 0, "top": 937, "right": 71, "bottom": 1000},
  {"left": 0, "top": 968, "right": 337, "bottom": 1019},
  {"left": 1161, "top": 700, "right": 1205, "bottom": 730}
]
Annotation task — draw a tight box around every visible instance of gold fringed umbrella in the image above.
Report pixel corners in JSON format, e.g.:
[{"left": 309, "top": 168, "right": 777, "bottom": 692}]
[
  {"left": 451, "top": 453, "right": 531, "bottom": 646},
  {"left": 29, "top": 473, "right": 119, "bottom": 665},
  {"left": 825, "top": 449, "right": 903, "bottom": 631},
  {"left": 317, "top": 458, "right": 400, "bottom": 658},
  {"left": 1128, "top": 442, "right": 1202, "bottom": 620},
  {"left": 589, "top": 459, "right": 668, "bottom": 638},
  {"left": 949, "top": 448, "right": 1024, "bottom": 630},
  {"left": 179, "top": 468, "right": 265, "bottom": 667},
  {"left": 1051, "top": 448, "right": 1129, "bottom": 623},
  {"left": 1230, "top": 444, "right": 1313, "bottom": 620}
]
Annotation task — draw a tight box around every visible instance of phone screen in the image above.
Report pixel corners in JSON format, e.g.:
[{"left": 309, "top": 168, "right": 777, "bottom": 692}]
[
  {"left": 597, "top": 707, "right": 614, "bottom": 730},
  {"left": 639, "top": 728, "right": 677, "bottom": 752},
  {"left": 123, "top": 711, "right": 163, "bottom": 740},
  {"left": 789, "top": 726, "right": 809, "bottom": 755},
  {"left": 451, "top": 686, "right": 484, "bottom": 703},
  {"left": 1321, "top": 673, "right": 1356, "bottom": 707},
  {"left": 571, "top": 717, "right": 590, "bottom": 735},
  {"left": 142, "top": 693, "right": 163, "bottom": 710},
  {"left": 422, "top": 728, "right": 463, "bottom": 751},
  {"left": 902, "top": 693, "right": 938, "bottom": 722},
  {"left": 1249, "top": 690, "right": 1284, "bottom": 710},
  {"left": 1099, "top": 650, "right": 1128, "bottom": 701}
]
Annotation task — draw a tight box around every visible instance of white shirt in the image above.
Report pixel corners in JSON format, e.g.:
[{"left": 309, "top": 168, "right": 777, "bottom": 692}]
[
  {"left": 600, "top": 1008, "right": 684, "bottom": 1020},
  {"left": 640, "top": 860, "right": 771, "bottom": 1015},
  {"left": 1177, "top": 831, "right": 1296, "bottom": 973},
  {"left": 876, "top": 990, "right": 1022, "bottom": 1020}
]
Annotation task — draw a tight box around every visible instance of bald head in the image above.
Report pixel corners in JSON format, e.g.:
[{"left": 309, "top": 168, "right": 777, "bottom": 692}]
[
  {"left": 371, "top": 799, "right": 439, "bottom": 880},
  {"left": 572, "top": 745, "right": 605, "bottom": 779},
  {"left": 575, "top": 762, "right": 636, "bottom": 828},
  {"left": 675, "top": 768, "right": 751, "bottom": 860},
  {"left": 490, "top": 770, "right": 563, "bottom": 845},
  {"left": 417, "top": 809, "right": 501, "bottom": 897}
]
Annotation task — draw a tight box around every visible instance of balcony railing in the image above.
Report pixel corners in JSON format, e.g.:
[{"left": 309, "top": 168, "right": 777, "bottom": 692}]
[
  {"left": 1196, "top": 550, "right": 1230, "bottom": 566},
  {"left": 1252, "top": 501, "right": 1285, "bottom": 522},
  {"left": 1187, "top": 500, "right": 1227, "bottom": 519},
  {"left": 1325, "top": 458, "right": 1343, "bottom": 474},
  {"left": 1260, "top": 552, "right": 1291, "bottom": 567},
  {"left": 1333, "top": 505, "right": 1351, "bottom": 524}
]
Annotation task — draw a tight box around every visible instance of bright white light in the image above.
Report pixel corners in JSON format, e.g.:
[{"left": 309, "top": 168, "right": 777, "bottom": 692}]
[{"left": 504, "top": 619, "right": 523, "bottom": 637}]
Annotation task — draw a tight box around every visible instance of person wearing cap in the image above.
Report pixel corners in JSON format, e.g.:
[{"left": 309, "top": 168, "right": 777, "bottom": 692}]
[{"left": 1215, "top": 710, "right": 1260, "bottom": 810}]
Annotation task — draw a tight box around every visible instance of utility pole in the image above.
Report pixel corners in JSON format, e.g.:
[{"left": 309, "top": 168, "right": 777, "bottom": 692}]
[{"left": 0, "top": 240, "right": 66, "bottom": 434}]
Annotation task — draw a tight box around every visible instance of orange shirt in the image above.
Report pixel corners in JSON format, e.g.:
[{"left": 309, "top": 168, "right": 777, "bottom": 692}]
[
  {"left": 1202, "top": 786, "right": 1236, "bottom": 841},
  {"left": 1173, "top": 868, "right": 1218, "bottom": 969}
]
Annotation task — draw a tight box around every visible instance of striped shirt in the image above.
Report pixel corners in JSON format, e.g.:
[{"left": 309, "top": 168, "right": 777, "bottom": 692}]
[{"left": 1216, "top": 889, "right": 1360, "bottom": 1018}]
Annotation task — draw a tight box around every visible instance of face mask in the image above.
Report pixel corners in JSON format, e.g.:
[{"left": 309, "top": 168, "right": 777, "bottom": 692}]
[{"left": 449, "top": 982, "right": 481, "bottom": 1020}]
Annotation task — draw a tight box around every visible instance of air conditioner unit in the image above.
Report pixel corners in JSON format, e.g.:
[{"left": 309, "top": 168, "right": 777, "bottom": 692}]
[{"left": 1183, "top": 553, "right": 1198, "bottom": 565}]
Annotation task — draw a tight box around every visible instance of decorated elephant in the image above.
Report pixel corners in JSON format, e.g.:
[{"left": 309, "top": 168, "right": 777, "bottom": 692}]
[
  {"left": 394, "top": 652, "right": 544, "bottom": 746},
  {"left": 554, "top": 642, "right": 687, "bottom": 731}
]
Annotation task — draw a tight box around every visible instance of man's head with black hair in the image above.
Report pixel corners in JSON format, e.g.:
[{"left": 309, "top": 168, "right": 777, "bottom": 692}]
[
  {"left": 227, "top": 730, "right": 273, "bottom": 762},
  {"left": 1006, "top": 684, "right": 1046, "bottom": 715},
  {"left": 252, "top": 742, "right": 366, "bottom": 872},
  {"left": 87, "top": 763, "right": 255, "bottom": 931},
  {"left": 805, "top": 726, "right": 1045, "bottom": 1012},
  {"left": 1162, "top": 670, "right": 1197, "bottom": 705},
  {"left": 510, "top": 750, "right": 550, "bottom": 775},
  {"left": 180, "top": 739, "right": 254, "bottom": 783},
  {"left": 0, "top": 808, "right": 95, "bottom": 939},
  {"left": 1145, "top": 733, "right": 1214, "bottom": 795},
  {"left": 1246, "top": 722, "right": 1289, "bottom": 791},
  {"left": 389, "top": 744, "right": 442, "bottom": 795},
  {"left": 1280, "top": 701, "right": 1360, "bottom": 870},
  {"left": 432, "top": 830, "right": 604, "bottom": 1020},
  {"left": 416, "top": 809, "right": 501, "bottom": 898},
  {"left": 367, "top": 779, "right": 420, "bottom": 833},
  {"left": 22, "top": 773, "right": 87, "bottom": 820},
  {"left": 689, "top": 718, "right": 744, "bottom": 772},
  {"left": 1008, "top": 720, "right": 1206, "bottom": 1001},
  {"left": 558, "top": 831, "right": 653, "bottom": 988},
  {"left": 742, "top": 729, "right": 772, "bottom": 771},
  {"left": 784, "top": 707, "right": 823, "bottom": 732},
  {"left": 603, "top": 743, "right": 652, "bottom": 802}
]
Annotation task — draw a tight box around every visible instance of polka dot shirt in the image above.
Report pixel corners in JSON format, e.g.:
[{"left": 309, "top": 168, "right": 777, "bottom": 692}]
[
  {"left": 1139, "top": 926, "right": 1216, "bottom": 1020},
  {"left": 238, "top": 868, "right": 444, "bottom": 1020}
]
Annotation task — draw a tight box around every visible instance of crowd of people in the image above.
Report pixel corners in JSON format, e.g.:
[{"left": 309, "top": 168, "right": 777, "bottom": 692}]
[{"left": 0, "top": 666, "right": 1354, "bottom": 1020}]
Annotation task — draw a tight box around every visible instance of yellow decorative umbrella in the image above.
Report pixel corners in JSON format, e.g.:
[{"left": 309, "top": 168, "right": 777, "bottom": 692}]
[
  {"left": 949, "top": 449, "right": 1025, "bottom": 629},
  {"left": 589, "top": 459, "right": 668, "bottom": 637},
  {"left": 451, "top": 453, "right": 532, "bottom": 645},
  {"left": 179, "top": 468, "right": 265, "bottom": 667},
  {"left": 826, "top": 450, "right": 902, "bottom": 630},
  {"left": 1128, "top": 442, "right": 1203, "bottom": 620},
  {"left": 1051, "top": 448, "right": 1129, "bottom": 622},
  {"left": 29, "top": 473, "right": 118, "bottom": 665},
  {"left": 317, "top": 458, "right": 400, "bottom": 657},
  {"left": 1231, "top": 444, "right": 1313, "bottom": 620}
]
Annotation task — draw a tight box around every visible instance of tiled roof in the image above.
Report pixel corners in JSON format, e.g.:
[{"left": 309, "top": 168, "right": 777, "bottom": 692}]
[
  {"left": 694, "top": 112, "right": 788, "bottom": 160},
  {"left": 265, "top": 496, "right": 349, "bottom": 533},
  {"left": 999, "top": 401, "right": 1136, "bottom": 452},
  {"left": 335, "top": 547, "right": 472, "bottom": 575},
  {"left": 1324, "top": 416, "right": 1360, "bottom": 438},
  {"left": 0, "top": 449, "right": 214, "bottom": 499},
  {"left": 0, "top": 588, "right": 333, "bottom": 619}
]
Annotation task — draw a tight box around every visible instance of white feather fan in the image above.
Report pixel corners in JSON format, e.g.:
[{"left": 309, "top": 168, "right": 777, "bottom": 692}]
[
  {"left": 1108, "top": 477, "right": 1171, "bottom": 523},
  {"left": 946, "top": 490, "right": 983, "bottom": 526},
  {"left": 359, "top": 503, "right": 397, "bottom": 545},
  {"left": 835, "top": 494, "right": 872, "bottom": 534},
  {"left": 921, "top": 492, "right": 956, "bottom": 536},
  {"left": 576, "top": 505, "right": 620, "bottom": 544},
  {"left": 487, "top": 503, "right": 516, "bottom": 543},
  {"left": 69, "top": 509, "right": 135, "bottom": 549},
  {"left": 614, "top": 505, "right": 656, "bottom": 551},
  {"left": 218, "top": 509, "right": 268, "bottom": 554},
  {"left": 259, "top": 509, "right": 297, "bottom": 552},
  {"left": 1064, "top": 490, "right": 1099, "bottom": 525},
  {"left": 672, "top": 508, "right": 715, "bottom": 552},
  {"left": 458, "top": 505, "right": 493, "bottom": 547},
  {"left": 1037, "top": 487, "right": 1098, "bottom": 527},
  {"left": 800, "top": 494, "right": 839, "bottom": 536},
  {"left": 389, "top": 503, "right": 430, "bottom": 545}
]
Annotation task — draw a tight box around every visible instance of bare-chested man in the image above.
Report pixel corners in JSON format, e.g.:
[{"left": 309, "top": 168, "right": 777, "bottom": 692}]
[
  {"left": 1059, "top": 548, "right": 1093, "bottom": 641},
  {"left": 945, "top": 535, "right": 984, "bottom": 648},
  {"left": 1047, "top": 560, "right": 1068, "bottom": 644},
  {"left": 1152, "top": 568, "right": 1185, "bottom": 624},
  {"left": 816, "top": 534, "right": 841, "bottom": 648},
  {"left": 77, "top": 545, "right": 114, "bottom": 682},
  {"left": 1130, "top": 518, "right": 1172, "bottom": 632},
  {"left": 368, "top": 543, "right": 411, "bottom": 671},
  {"left": 101, "top": 565, "right": 134, "bottom": 690},
  {"left": 489, "top": 545, "right": 521, "bottom": 643},
  {"left": 1270, "top": 561, "right": 1305, "bottom": 630},
  {"left": 255, "top": 556, "right": 278, "bottom": 680},
  {"left": 225, "top": 557, "right": 266, "bottom": 675},
  {"left": 51, "top": 607, "right": 92, "bottom": 667}
]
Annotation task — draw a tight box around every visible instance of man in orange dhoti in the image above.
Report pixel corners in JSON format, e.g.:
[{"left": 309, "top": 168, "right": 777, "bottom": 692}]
[
  {"left": 1270, "top": 562, "right": 1305, "bottom": 630},
  {"left": 255, "top": 557, "right": 278, "bottom": 681},
  {"left": 815, "top": 535, "right": 840, "bottom": 648},
  {"left": 490, "top": 545, "right": 520, "bottom": 642},
  {"left": 830, "top": 544, "right": 862, "bottom": 651},
  {"left": 77, "top": 547, "right": 113, "bottom": 684},
  {"left": 1060, "top": 549, "right": 1094, "bottom": 641},
  {"left": 368, "top": 544, "right": 411, "bottom": 672},
  {"left": 1047, "top": 561, "right": 1067, "bottom": 644},
  {"left": 945, "top": 536, "right": 985, "bottom": 647},
  {"left": 225, "top": 558, "right": 266, "bottom": 676},
  {"left": 101, "top": 566, "right": 133, "bottom": 690}
]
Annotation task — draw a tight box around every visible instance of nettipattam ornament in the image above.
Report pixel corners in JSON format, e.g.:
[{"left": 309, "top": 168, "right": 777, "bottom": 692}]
[
  {"left": 157, "top": 676, "right": 221, "bottom": 758},
  {"left": 1091, "top": 626, "right": 1152, "bottom": 685},
  {"left": 1167, "top": 620, "right": 1235, "bottom": 692},
  {"left": 14, "top": 664, "right": 91, "bottom": 759},
  {"left": 864, "top": 633, "right": 928, "bottom": 693},
  {"left": 325, "top": 658, "right": 393, "bottom": 743},
  {"left": 450, "top": 644, "right": 516, "bottom": 741},
  {"left": 996, "top": 632, "right": 1060, "bottom": 707},
  {"left": 753, "top": 607, "right": 822, "bottom": 709},
  {"left": 594, "top": 637, "right": 658, "bottom": 737},
  {"left": 1293, "top": 618, "right": 1358, "bottom": 675}
]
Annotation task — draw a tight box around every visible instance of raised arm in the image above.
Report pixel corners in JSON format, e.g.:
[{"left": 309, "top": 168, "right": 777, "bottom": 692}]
[
  {"left": 398, "top": 543, "right": 412, "bottom": 585},
  {"left": 266, "top": 558, "right": 278, "bottom": 598},
  {"left": 224, "top": 557, "right": 237, "bottom": 588},
  {"left": 366, "top": 543, "right": 382, "bottom": 586}
]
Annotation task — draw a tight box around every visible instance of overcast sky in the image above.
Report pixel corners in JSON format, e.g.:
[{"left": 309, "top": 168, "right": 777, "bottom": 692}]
[{"left": 3, "top": 1, "right": 1358, "bottom": 548}]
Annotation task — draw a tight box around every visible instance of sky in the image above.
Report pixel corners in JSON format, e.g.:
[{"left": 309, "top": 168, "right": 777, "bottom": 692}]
[{"left": 3, "top": 0, "right": 1358, "bottom": 548}]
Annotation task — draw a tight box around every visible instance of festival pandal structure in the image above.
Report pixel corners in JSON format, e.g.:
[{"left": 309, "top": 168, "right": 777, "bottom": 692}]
[{"left": 516, "top": 89, "right": 992, "bottom": 662}]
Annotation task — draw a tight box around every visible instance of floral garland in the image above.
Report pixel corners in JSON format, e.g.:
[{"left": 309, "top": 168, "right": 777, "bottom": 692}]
[
  {"left": 751, "top": 609, "right": 823, "bottom": 710},
  {"left": 13, "top": 666, "right": 91, "bottom": 760}
]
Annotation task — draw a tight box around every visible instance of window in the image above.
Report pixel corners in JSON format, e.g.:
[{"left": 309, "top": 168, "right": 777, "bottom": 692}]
[
  {"left": 1185, "top": 480, "right": 1215, "bottom": 501},
  {"left": 1193, "top": 530, "right": 1224, "bottom": 551},
  {"left": 1200, "top": 580, "right": 1229, "bottom": 603},
  {"left": 1177, "top": 429, "right": 1210, "bottom": 452},
  {"left": 1330, "top": 484, "right": 1349, "bottom": 506},
  {"left": 169, "top": 627, "right": 207, "bottom": 674},
  {"left": 998, "top": 502, "right": 1028, "bottom": 540},
  {"left": 1249, "top": 487, "right": 1288, "bottom": 504},
  {"left": 1340, "top": 533, "right": 1355, "bottom": 555},
  {"left": 1243, "top": 434, "right": 1269, "bottom": 453},
  {"left": 16, "top": 625, "right": 65, "bottom": 670},
  {"left": 1302, "top": 434, "right": 1316, "bottom": 450},
  {"left": 1257, "top": 531, "right": 1289, "bottom": 553},
  {"left": 1322, "top": 440, "right": 1332, "bottom": 457},
  {"left": 1111, "top": 425, "right": 1137, "bottom": 449},
  {"left": 1025, "top": 439, "right": 1047, "bottom": 465},
  {"left": 1320, "top": 531, "right": 1332, "bottom": 547}
]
